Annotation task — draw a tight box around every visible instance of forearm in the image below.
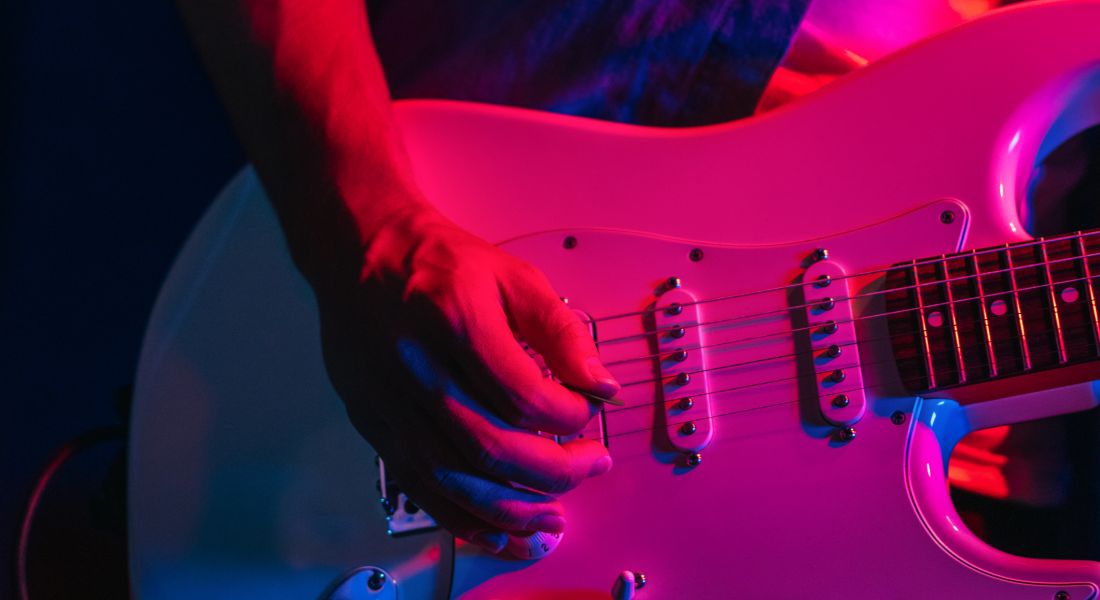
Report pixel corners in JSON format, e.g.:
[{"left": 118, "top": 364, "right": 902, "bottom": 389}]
[{"left": 177, "top": 0, "right": 427, "bottom": 280}]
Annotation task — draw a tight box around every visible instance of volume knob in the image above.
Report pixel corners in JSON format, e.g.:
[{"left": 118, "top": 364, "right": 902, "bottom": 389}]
[{"left": 506, "top": 531, "right": 563, "bottom": 560}]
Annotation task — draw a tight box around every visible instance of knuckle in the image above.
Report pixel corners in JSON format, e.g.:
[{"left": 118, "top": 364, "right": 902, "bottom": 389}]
[
  {"left": 504, "top": 404, "right": 536, "bottom": 430},
  {"left": 544, "top": 463, "right": 580, "bottom": 494},
  {"left": 469, "top": 434, "right": 507, "bottom": 476},
  {"left": 427, "top": 465, "right": 465, "bottom": 499},
  {"left": 546, "top": 308, "right": 587, "bottom": 343},
  {"left": 482, "top": 499, "right": 524, "bottom": 530},
  {"left": 505, "top": 394, "right": 549, "bottom": 430},
  {"left": 508, "top": 258, "right": 543, "bottom": 282}
]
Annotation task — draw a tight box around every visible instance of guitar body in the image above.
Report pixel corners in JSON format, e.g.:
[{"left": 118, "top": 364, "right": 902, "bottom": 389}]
[{"left": 130, "top": 2, "right": 1100, "bottom": 598}]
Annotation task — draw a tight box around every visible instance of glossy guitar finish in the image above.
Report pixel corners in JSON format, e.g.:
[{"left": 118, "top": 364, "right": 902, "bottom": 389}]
[{"left": 131, "top": 2, "right": 1100, "bottom": 598}]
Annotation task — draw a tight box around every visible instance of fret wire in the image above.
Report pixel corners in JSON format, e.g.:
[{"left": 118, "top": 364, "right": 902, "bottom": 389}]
[
  {"left": 940, "top": 255, "right": 967, "bottom": 383},
  {"left": 603, "top": 324, "right": 1100, "bottom": 425},
  {"left": 1039, "top": 239, "right": 1068, "bottom": 363},
  {"left": 1004, "top": 246, "right": 1032, "bottom": 370},
  {"left": 1076, "top": 232, "right": 1100, "bottom": 353},
  {"left": 597, "top": 246, "right": 1100, "bottom": 348},
  {"left": 970, "top": 250, "right": 998, "bottom": 378},
  {"left": 910, "top": 260, "right": 937, "bottom": 389},
  {"left": 586, "top": 229, "right": 1100, "bottom": 326},
  {"left": 603, "top": 275, "right": 1100, "bottom": 400}
]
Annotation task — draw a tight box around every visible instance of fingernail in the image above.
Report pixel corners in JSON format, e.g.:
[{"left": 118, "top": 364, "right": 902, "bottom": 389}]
[
  {"left": 589, "top": 454, "right": 612, "bottom": 477},
  {"left": 472, "top": 531, "right": 508, "bottom": 554},
  {"left": 527, "top": 513, "right": 567, "bottom": 534},
  {"left": 586, "top": 357, "right": 621, "bottom": 397}
]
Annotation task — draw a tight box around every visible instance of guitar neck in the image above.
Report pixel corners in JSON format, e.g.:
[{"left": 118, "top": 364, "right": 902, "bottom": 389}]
[{"left": 886, "top": 229, "right": 1100, "bottom": 393}]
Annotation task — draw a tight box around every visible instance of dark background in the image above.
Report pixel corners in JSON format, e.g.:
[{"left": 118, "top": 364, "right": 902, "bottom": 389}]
[{"left": 3, "top": 1, "right": 243, "bottom": 595}]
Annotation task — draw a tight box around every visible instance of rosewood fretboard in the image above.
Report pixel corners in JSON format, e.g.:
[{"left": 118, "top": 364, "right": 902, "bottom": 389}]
[{"left": 885, "top": 230, "right": 1100, "bottom": 393}]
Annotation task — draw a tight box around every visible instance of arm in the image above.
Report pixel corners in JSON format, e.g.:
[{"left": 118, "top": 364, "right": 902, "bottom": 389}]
[{"left": 176, "top": 0, "right": 619, "bottom": 553}]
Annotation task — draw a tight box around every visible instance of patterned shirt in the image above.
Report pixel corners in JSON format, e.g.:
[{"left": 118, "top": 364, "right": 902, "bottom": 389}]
[{"left": 368, "top": 0, "right": 811, "bottom": 126}]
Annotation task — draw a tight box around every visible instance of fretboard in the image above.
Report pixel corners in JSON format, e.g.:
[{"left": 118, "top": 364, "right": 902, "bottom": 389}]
[{"left": 885, "top": 230, "right": 1100, "bottom": 393}]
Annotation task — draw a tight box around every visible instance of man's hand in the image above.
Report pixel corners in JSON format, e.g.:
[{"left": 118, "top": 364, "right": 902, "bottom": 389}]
[
  {"left": 315, "top": 206, "right": 619, "bottom": 553},
  {"left": 174, "top": 0, "right": 618, "bottom": 552}
]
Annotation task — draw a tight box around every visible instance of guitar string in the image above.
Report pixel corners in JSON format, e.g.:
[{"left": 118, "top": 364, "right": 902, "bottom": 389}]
[
  {"left": 593, "top": 270, "right": 1100, "bottom": 378},
  {"left": 581, "top": 229, "right": 1100, "bottom": 326},
  {"left": 594, "top": 245, "right": 1099, "bottom": 348},
  {"left": 598, "top": 307, "right": 1100, "bottom": 417},
  {"left": 598, "top": 336, "right": 1100, "bottom": 442}
]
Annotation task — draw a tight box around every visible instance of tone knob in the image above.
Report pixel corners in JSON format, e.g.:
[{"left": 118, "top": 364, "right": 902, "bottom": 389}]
[{"left": 506, "top": 531, "right": 563, "bottom": 560}]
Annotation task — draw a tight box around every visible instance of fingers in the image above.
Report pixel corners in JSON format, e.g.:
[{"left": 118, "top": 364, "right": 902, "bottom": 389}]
[
  {"left": 437, "top": 386, "right": 612, "bottom": 494},
  {"left": 375, "top": 405, "right": 571, "bottom": 535},
  {"left": 460, "top": 298, "right": 598, "bottom": 433},
  {"left": 393, "top": 482, "right": 509, "bottom": 554},
  {"left": 393, "top": 335, "right": 612, "bottom": 493},
  {"left": 349, "top": 381, "right": 572, "bottom": 546},
  {"left": 500, "top": 263, "right": 621, "bottom": 399}
]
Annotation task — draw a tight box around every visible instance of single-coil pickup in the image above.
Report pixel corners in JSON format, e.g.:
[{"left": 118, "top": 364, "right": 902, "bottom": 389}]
[
  {"left": 803, "top": 260, "right": 866, "bottom": 427},
  {"left": 654, "top": 288, "right": 713, "bottom": 453}
]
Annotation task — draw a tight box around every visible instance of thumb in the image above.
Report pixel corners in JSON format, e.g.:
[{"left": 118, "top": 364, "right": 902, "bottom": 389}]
[{"left": 501, "top": 264, "right": 620, "bottom": 398}]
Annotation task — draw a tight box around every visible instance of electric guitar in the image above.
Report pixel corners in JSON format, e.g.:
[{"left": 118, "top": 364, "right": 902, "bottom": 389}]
[{"left": 129, "top": 2, "right": 1100, "bottom": 597}]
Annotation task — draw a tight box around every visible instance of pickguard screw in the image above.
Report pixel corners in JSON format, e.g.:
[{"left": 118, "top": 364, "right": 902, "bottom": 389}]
[
  {"left": 689, "top": 248, "right": 704, "bottom": 262},
  {"left": 680, "top": 422, "right": 697, "bottom": 435},
  {"left": 817, "top": 297, "right": 836, "bottom": 311},
  {"left": 563, "top": 235, "right": 578, "bottom": 249},
  {"left": 813, "top": 248, "right": 830, "bottom": 262},
  {"left": 815, "top": 274, "right": 832, "bottom": 288},
  {"left": 1055, "top": 592, "right": 1070, "bottom": 600},
  {"left": 670, "top": 348, "right": 688, "bottom": 362},
  {"left": 940, "top": 210, "right": 956, "bottom": 224},
  {"left": 675, "top": 372, "right": 691, "bottom": 386},
  {"left": 677, "top": 397, "right": 694, "bottom": 410},
  {"left": 686, "top": 452, "right": 703, "bottom": 466},
  {"left": 669, "top": 326, "right": 687, "bottom": 339},
  {"left": 832, "top": 394, "right": 850, "bottom": 408},
  {"left": 821, "top": 321, "right": 839, "bottom": 335},
  {"left": 891, "top": 411, "right": 907, "bottom": 425},
  {"left": 367, "top": 569, "right": 387, "bottom": 591},
  {"left": 827, "top": 369, "right": 846, "bottom": 383},
  {"left": 825, "top": 344, "right": 842, "bottom": 358},
  {"left": 665, "top": 276, "right": 682, "bottom": 290},
  {"left": 838, "top": 427, "right": 857, "bottom": 442},
  {"left": 634, "top": 572, "right": 648, "bottom": 588},
  {"left": 665, "top": 302, "right": 683, "bottom": 316}
]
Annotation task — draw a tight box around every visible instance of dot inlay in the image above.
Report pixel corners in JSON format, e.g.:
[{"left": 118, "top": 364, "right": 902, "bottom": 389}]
[{"left": 927, "top": 311, "right": 944, "bottom": 328}]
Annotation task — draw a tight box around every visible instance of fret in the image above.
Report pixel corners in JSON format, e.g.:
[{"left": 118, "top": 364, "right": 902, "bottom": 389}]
[
  {"left": 910, "top": 261, "right": 937, "bottom": 390},
  {"left": 973, "top": 247, "right": 1026, "bottom": 376},
  {"left": 1039, "top": 240, "right": 1068, "bottom": 363},
  {"left": 944, "top": 253, "right": 993, "bottom": 381},
  {"left": 1075, "top": 233, "right": 1100, "bottom": 352},
  {"left": 1047, "top": 233, "right": 1098, "bottom": 361},
  {"left": 1003, "top": 247, "right": 1033, "bottom": 370},
  {"left": 885, "top": 229, "right": 1100, "bottom": 393},
  {"left": 970, "top": 250, "right": 998, "bottom": 378},
  {"left": 1008, "top": 242, "right": 1062, "bottom": 369},
  {"left": 884, "top": 265, "right": 930, "bottom": 392},
  {"left": 939, "top": 256, "right": 966, "bottom": 383}
]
